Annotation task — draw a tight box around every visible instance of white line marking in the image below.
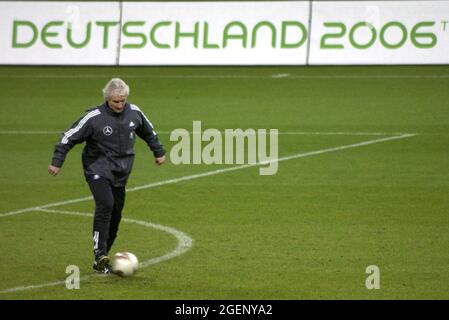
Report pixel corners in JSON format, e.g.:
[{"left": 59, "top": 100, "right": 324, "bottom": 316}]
[
  {"left": 0, "top": 278, "right": 87, "bottom": 294},
  {"left": 0, "top": 130, "right": 416, "bottom": 136},
  {"left": 0, "top": 130, "right": 62, "bottom": 134},
  {"left": 0, "top": 133, "right": 416, "bottom": 218},
  {"left": 0, "top": 208, "right": 193, "bottom": 294},
  {"left": 259, "top": 133, "right": 416, "bottom": 165},
  {"left": 0, "top": 196, "right": 94, "bottom": 217},
  {"left": 0, "top": 74, "right": 448, "bottom": 80},
  {"left": 274, "top": 131, "right": 415, "bottom": 136},
  {"left": 289, "top": 74, "right": 449, "bottom": 79},
  {"left": 0, "top": 133, "right": 416, "bottom": 293},
  {"left": 271, "top": 73, "right": 290, "bottom": 78}
]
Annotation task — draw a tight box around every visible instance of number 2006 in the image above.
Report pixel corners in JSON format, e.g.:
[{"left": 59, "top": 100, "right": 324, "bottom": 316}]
[{"left": 320, "top": 21, "right": 437, "bottom": 49}]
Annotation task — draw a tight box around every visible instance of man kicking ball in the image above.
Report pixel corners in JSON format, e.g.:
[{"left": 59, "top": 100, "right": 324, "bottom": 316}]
[{"left": 48, "top": 78, "right": 166, "bottom": 274}]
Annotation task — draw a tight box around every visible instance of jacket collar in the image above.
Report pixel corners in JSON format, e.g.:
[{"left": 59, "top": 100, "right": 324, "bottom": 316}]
[{"left": 103, "top": 102, "right": 129, "bottom": 116}]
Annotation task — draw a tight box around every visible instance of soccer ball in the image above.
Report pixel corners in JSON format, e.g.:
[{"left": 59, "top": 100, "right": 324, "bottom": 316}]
[{"left": 112, "top": 252, "right": 139, "bottom": 277}]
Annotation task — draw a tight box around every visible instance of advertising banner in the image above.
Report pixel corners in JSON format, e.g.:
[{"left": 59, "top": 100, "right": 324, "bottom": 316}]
[
  {"left": 309, "top": 1, "right": 449, "bottom": 64},
  {"left": 0, "top": 1, "right": 448, "bottom": 65},
  {"left": 119, "top": 1, "right": 310, "bottom": 65},
  {"left": 0, "top": 1, "right": 120, "bottom": 65}
]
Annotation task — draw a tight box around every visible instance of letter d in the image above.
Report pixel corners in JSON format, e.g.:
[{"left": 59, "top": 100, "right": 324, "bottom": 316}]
[{"left": 12, "top": 21, "right": 38, "bottom": 48}]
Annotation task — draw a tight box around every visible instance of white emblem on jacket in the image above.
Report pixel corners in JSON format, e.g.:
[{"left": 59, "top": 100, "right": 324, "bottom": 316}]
[{"left": 103, "top": 126, "right": 113, "bottom": 136}]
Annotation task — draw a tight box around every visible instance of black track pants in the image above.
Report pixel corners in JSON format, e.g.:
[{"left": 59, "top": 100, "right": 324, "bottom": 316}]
[{"left": 88, "top": 176, "right": 126, "bottom": 259}]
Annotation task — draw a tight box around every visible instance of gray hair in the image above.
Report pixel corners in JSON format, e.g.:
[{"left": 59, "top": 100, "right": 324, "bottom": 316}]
[{"left": 102, "top": 78, "right": 130, "bottom": 99}]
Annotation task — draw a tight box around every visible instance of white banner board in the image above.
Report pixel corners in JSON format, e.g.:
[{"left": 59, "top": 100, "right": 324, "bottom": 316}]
[
  {"left": 119, "top": 1, "right": 310, "bottom": 65},
  {"left": 0, "top": 1, "right": 448, "bottom": 65},
  {"left": 0, "top": 1, "right": 120, "bottom": 65},
  {"left": 309, "top": 1, "right": 449, "bottom": 65}
]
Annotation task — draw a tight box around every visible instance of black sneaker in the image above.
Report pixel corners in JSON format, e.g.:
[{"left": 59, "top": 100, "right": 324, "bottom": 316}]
[
  {"left": 95, "top": 263, "right": 113, "bottom": 274},
  {"left": 104, "top": 263, "right": 114, "bottom": 274},
  {"left": 93, "top": 255, "right": 111, "bottom": 274}
]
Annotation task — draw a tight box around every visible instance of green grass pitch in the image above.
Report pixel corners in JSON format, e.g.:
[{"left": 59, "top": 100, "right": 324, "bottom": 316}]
[{"left": 0, "top": 65, "right": 448, "bottom": 299}]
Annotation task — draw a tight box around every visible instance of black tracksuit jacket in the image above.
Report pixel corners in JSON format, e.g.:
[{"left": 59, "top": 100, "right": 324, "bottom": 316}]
[{"left": 51, "top": 102, "right": 166, "bottom": 187}]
